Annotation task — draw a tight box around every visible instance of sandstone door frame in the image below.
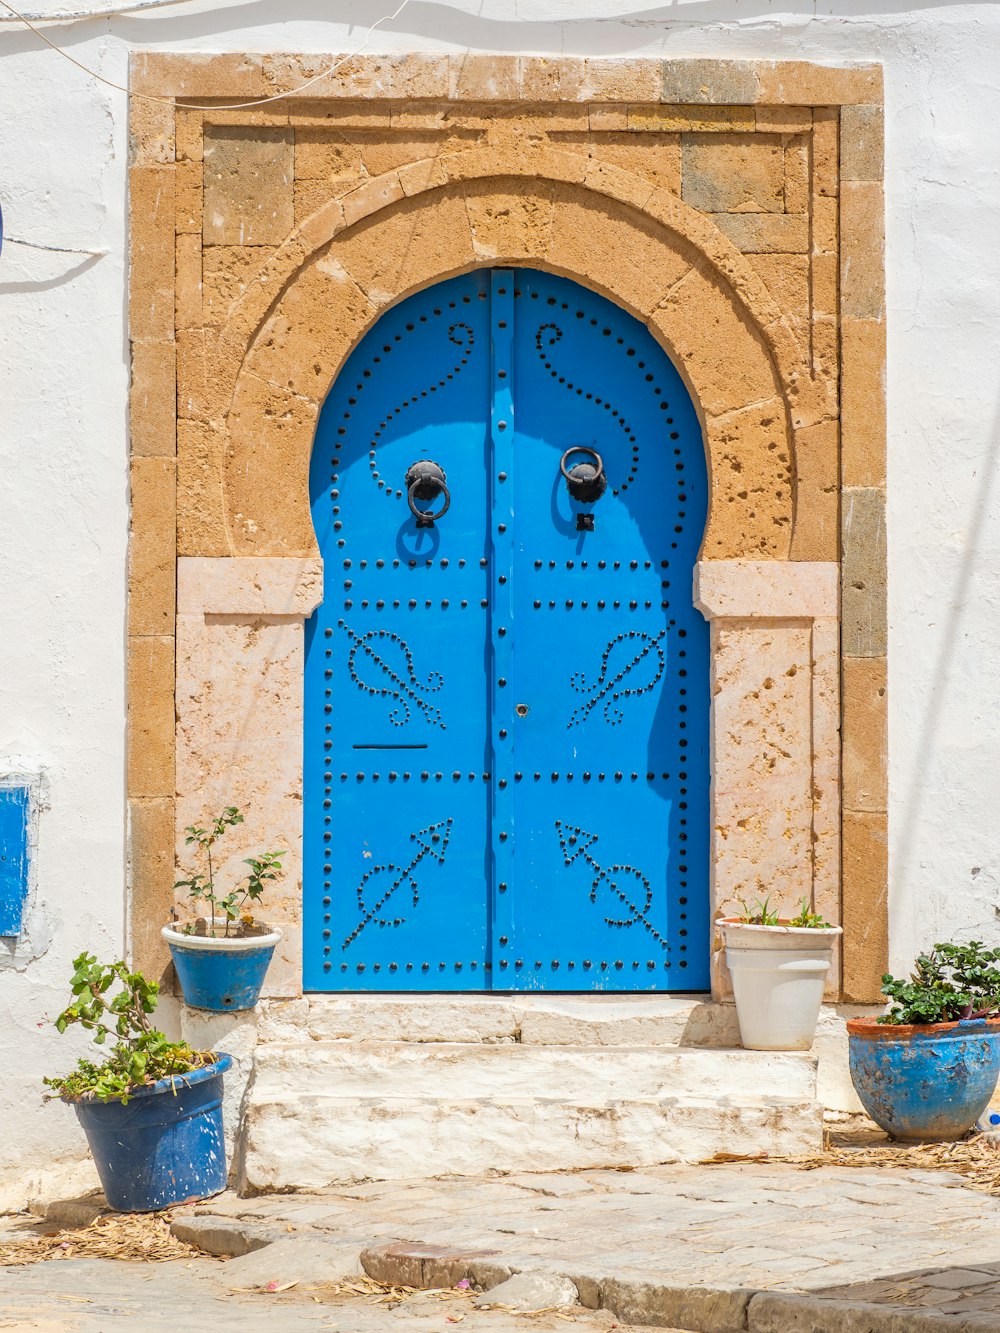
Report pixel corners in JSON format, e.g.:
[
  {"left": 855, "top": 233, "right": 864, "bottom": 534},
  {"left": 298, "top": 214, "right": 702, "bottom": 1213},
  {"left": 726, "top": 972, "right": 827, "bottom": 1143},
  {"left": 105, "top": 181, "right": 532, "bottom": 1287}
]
[{"left": 125, "top": 54, "right": 887, "bottom": 1003}]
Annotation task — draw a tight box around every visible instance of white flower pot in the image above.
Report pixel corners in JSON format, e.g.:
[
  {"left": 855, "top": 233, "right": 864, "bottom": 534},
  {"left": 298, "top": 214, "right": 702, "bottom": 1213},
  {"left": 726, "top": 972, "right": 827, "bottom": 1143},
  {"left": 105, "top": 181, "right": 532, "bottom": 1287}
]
[{"left": 720, "top": 919, "right": 843, "bottom": 1051}]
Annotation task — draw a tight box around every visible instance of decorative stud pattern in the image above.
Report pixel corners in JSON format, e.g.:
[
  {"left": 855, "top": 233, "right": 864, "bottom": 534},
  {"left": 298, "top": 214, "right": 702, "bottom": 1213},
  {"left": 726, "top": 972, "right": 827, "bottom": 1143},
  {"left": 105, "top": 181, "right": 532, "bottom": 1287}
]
[
  {"left": 568, "top": 630, "right": 666, "bottom": 728},
  {"left": 534, "top": 321, "right": 642, "bottom": 496},
  {"left": 556, "top": 819, "right": 667, "bottom": 949},
  {"left": 341, "top": 622, "right": 446, "bottom": 729},
  {"left": 343, "top": 819, "right": 453, "bottom": 950}
]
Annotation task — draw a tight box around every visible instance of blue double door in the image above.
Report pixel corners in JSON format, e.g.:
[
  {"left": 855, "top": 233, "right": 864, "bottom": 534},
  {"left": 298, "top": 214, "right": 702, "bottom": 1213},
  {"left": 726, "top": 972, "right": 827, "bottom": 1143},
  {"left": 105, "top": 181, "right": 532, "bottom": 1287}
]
[{"left": 304, "top": 268, "right": 709, "bottom": 992}]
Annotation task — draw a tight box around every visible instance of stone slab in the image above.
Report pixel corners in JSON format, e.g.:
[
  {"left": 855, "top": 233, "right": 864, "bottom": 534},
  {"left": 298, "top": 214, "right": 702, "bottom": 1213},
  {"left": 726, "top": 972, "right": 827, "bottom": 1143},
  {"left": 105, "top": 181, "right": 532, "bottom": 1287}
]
[{"left": 474, "top": 1271, "right": 578, "bottom": 1311}]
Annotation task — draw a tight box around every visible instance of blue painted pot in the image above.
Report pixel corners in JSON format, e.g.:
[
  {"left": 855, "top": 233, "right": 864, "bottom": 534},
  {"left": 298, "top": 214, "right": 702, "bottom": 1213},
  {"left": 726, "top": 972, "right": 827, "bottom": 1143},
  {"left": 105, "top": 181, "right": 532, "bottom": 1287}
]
[
  {"left": 68, "top": 1054, "right": 231, "bottom": 1212},
  {"left": 163, "top": 924, "right": 281, "bottom": 1012},
  {"left": 848, "top": 1016, "right": 1000, "bottom": 1141}
]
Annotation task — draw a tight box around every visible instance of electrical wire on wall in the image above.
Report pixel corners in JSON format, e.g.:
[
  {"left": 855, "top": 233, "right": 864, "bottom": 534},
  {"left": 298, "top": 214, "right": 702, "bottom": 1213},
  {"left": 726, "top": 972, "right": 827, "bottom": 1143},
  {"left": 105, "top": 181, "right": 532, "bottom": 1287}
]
[{"left": 0, "top": 0, "right": 412, "bottom": 108}]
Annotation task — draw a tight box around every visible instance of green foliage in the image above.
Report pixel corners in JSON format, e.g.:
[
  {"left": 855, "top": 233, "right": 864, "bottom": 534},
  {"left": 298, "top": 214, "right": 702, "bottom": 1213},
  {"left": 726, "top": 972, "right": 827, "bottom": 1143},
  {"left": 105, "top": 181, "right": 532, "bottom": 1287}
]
[
  {"left": 788, "top": 898, "right": 833, "bottom": 929},
  {"left": 174, "top": 806, "right": 285, "bottom": 938},
  {"left": 43, "top": 954, "right": 213, "bottom": 1103},
  {"left": 879, "top": 941, "right": 1000, "bottom": 1025},
  {"left": 734, "top": 895, "right": 833, "bottom": 928},
  {"left": 734, "top": 894, "right": 781, "bottom": 926}
]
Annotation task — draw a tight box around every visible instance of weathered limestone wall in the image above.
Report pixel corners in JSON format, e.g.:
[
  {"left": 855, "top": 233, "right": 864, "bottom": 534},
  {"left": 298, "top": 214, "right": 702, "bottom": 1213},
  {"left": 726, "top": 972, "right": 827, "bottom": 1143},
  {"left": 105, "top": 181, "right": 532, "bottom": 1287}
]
[{"left": 124, "top": 54, "right": 884, "bottom": 1003}]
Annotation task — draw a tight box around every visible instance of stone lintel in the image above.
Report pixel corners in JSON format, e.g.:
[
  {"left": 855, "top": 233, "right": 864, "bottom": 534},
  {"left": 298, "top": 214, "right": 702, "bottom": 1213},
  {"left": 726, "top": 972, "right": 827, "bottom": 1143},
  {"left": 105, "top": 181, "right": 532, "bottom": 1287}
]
[
  {"left": 177, "top": 556, "right": 324, "bottom": 616},
  {"left": 693, "top": 559, "right": 839, "bottom": 621}
]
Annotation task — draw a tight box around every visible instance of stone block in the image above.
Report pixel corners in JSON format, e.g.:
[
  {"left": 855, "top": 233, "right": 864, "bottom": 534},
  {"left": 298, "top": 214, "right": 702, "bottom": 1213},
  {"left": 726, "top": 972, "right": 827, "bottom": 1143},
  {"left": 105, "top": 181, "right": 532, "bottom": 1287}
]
[
  {"left": 129, "top": 96, "right": 174, "bottom": 166},
  {"left": 695, "top": 558, "right": 839, "bottom": 621},
  {"left": 682, "top": 133, "right": 784, "bottom": 213},
  {"left": 129, "top": 796, "right": 175, "bottom": 983},
  {"left": 203, "top": 127, "right": 294, "bottom": 246},
  {"left": 475, "top": 1272, "right": 578, "bottom": 1311},
  {"left": 756, "top": 106, "right": 812, "bottom": 133},
  {"left": 812, "top": 108, "right": 840, "bottom": 197},
  {"left": 712, "top": 213, "right": 809, "bottom": 253},
  {"left": 174, "top": 159, "right": 203, "bottom": 235},
  {"left": 789, "top": 420, "right": 839, "bottom": 562},
  {"left": 601, "top": 1276, "right": 752, "bottom": 1333},
  {"left": 127, "top": 634, "right": 175, "bottom": 799},
  {"left": 129, "top": 166, "right": 175, "bottom": 340},
  {"left": 812, "top": 250, "right": 839, "bottom": 318},
  {"left": 784, "top": 136, "right": 810, "bottom": 213},
  {"left": 170, "top": 1214, "right": 283, "bottom": 1257},
  {"left": 448, "top": 52, "right": 520, "bottom": 100},
  {"left": 840, "top": 182, "right": 884, "bottom": 321},
  {"left": 841, "top": 810, "right": 889, "bottom": 1002},
  {"left": 841, "top": 318, "right": 886, "bottom": 487},
  {"left": 581, "top": 57, "right": 660, "bottom": 103},
  {"left": 129, "top": 457, "right": 176, "bottom": 636},
  {"left": 177, "top": 418, "right": 229, "bottom": 557},
  {"left": 661, "top": 60, "right": 761, "bottom": 104},
  {"left": 177, "top": 557, "right": 322, "bottom": 616},
  {"left": 362, "top": 1241, "right": 500, "bottom": 1289},
  {"left": 130, "top": 51, "right": 267, "bottom": 99},
  {"left": 746, "top": 254, "right": 809, "bottom": 345},
  {"left": 546, "top": 191, "right": 689, "bottom": 320},
  {"left": 201, "top": 244, "right": 274, "bottom": 327},
  {"left": 174, "top": 232, "right": 202, "bottom": 329},
  {"left": 175, "top": 109, "right": 203, "bottom": 164},
  {"left": 756, "top": 61, "right": 883, "bottom": 106},
  {"left": 130, "top": 338, "right": 176, "bottom": 458},
  {"left": 840, "top": 104, "right": 884, "bottom": 182},
  {"left": 521, "top": 56, "right": 584, "bottom": 101},
  {"left": 812, "top": 196, "right": 839, "bottom": 255},
  {"left": 570, "top": 132, "right": 680, "bottom": 196},
  {"left": 842, "top": 487, "right": 887, "bottom": 657},
  {"left": 842, "top": 656, "right": 888, "bottom": 813},
  {"left": 221, "top": 1236, "right": 363, "bottom": 1285},
  {"left": 176, "top": 327, "right": 240, "bottom": 424},
  {"left": 641, "top": 106, "right": 756, "bottom": 133},
  {"left": 466, "top": 181, "right": 557, "bottom": 261},
  {"left": 698, "top": 399, "right": 792, "bottom": 559}
]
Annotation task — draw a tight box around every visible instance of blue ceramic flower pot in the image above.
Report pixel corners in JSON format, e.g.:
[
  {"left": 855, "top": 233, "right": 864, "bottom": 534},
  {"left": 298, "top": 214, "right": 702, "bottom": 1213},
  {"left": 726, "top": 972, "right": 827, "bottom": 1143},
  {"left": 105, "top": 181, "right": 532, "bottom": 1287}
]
[
  {"left": 163, "top": 925, "right": 281, "bottom": 1012},
  {"left": 69, "top": 1054, "right": 231, "bottom": 1212},
  {"left": 848, "top": 1016, "right": 1000, "bottom": 1141}
]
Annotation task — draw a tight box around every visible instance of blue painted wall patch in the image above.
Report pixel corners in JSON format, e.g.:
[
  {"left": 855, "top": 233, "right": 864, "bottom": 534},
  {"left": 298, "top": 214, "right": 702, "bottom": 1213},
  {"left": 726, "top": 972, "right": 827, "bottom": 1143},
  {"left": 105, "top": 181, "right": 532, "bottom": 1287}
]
[{"left": 0, "top": 785, "right": 31, "bottom": 937}]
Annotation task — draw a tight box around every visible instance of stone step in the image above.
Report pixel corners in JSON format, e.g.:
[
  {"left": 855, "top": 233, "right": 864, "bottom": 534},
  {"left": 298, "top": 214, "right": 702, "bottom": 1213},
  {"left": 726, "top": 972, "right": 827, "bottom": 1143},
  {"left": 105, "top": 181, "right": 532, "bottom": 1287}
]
[
  {"left": 239, "top": 1041, "right": 822, "bottom": 1190},
  {"left": 251, "top": 1040, "right": 816, "bottom": 1102},
  {"left": 259, "top": 992, "right": 742, "bottom": 1047}
]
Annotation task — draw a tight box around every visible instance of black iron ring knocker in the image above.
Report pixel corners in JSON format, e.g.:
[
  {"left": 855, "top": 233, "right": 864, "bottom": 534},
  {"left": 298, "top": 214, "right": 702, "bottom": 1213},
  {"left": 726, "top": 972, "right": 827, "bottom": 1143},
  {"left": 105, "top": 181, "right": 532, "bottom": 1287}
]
[
  {"left": 405, "top": 460, "right": 451, "bottom": 528},
  {"left": 560, "top": 446, "right": 607, "bottom": 531}
]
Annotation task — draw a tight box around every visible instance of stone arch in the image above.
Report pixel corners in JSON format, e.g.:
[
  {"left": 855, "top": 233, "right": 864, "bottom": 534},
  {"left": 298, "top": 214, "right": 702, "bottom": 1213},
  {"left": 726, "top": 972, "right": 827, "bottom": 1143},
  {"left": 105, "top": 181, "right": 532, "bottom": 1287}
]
[{"left": 222, "top": 156, "right": 810, "bottom": 559}]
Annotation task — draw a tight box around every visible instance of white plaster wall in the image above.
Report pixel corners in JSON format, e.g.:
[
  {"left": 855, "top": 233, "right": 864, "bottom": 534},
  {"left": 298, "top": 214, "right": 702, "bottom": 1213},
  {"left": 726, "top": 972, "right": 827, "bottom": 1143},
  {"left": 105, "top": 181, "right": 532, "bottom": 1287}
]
[{"left": 1, "top": 0, "right": 997, "bottom": 1178}]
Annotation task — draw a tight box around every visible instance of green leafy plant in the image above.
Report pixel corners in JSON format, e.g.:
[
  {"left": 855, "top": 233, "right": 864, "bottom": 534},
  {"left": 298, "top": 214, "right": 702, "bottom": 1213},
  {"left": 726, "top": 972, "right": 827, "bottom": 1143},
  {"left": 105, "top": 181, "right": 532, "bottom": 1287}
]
[
  {"left": 788, "top": 898, "right": 833, "bottom": 929},
  {"left": 43, "top": 955, "right": 213, "bottom": 1103},
  {"left": 733, "top": 894, "right": 833, "bottom": 928},
  {"left": 173, "top": 806, "right": 286, "bottom": 938},
  {"left": 879, "top": 941, "right": 1000, "bottom": 1025},
  {"left": 734, "top": 894, "right": 781, "bottom": 926}
]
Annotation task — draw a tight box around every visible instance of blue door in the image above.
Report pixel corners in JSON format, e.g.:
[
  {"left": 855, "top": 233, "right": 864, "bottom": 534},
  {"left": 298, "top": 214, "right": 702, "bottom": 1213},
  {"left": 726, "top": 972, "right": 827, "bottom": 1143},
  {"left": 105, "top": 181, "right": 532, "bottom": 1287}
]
[{"left": 304, "top": 269, "right": 709, "bottom": 992}]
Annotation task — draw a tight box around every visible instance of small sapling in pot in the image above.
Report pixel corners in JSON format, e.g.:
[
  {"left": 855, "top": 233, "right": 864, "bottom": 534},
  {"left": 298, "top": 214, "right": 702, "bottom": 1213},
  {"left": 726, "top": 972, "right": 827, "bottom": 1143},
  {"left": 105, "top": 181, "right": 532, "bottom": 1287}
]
[
  {"left": 719, "top": 896, "right": 843, "bottom": 1051},
  {"left": 44, "top": 953, "right": 231, "bottom": 1211},
  {"left": 162, "top": 806, "right": 286, "bottom": 1012}
]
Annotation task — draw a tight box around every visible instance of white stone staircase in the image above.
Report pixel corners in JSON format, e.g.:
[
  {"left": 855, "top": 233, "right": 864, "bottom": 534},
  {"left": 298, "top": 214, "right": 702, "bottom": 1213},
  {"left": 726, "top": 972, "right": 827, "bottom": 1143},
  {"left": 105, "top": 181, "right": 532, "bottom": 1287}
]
[{"left": 234, "top": 996, "right": 823, "bottom": 1192}]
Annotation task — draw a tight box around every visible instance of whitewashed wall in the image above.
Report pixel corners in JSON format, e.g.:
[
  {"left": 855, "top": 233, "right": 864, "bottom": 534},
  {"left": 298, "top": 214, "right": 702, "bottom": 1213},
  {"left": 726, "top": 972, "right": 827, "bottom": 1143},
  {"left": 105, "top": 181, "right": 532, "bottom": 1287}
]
[{"left": 1, "top": 0, "right": 997, "bottom": 1183}]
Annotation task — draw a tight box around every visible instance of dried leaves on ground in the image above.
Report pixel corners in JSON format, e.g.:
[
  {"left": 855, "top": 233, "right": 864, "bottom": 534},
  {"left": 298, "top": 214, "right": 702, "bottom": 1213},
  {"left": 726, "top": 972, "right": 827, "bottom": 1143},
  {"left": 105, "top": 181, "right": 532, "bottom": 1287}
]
[
  {"left": 0, "top": 1211, "right": 200, "bottom": 1267},
  {"left": 705, "top": 1121, "right": 1000, "bottom": 1199}
]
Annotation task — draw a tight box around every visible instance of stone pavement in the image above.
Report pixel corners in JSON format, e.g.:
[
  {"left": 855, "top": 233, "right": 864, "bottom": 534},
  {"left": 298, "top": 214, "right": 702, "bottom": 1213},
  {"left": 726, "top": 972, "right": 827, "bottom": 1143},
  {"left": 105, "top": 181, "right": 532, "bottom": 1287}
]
[{"left": 16, "top": 1151, "right": 1000, "bottom": 1332}]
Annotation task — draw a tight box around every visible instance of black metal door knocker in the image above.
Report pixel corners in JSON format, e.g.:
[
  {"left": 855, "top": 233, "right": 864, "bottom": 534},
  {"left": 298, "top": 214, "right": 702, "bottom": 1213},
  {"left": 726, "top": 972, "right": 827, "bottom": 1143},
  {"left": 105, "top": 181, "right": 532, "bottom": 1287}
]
[
  {"left": 560, "top": 446, "right": 606, "bottom": 530},
  {"left": 405, "top": 460, "right": 451, "bottom": 528}
]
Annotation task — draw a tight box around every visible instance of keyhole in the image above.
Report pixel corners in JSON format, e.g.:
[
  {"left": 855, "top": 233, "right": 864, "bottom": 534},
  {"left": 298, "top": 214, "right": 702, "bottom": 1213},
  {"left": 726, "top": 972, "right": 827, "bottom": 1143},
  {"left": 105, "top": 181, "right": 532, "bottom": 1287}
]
[{"left": 515, "top": 703, "right": 529, "bottom": 718}]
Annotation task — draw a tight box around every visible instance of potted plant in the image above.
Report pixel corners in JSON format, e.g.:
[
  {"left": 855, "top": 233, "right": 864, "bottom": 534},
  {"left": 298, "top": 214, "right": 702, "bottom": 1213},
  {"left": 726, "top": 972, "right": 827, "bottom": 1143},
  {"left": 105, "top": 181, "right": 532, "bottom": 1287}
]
[
  {"left": 848, "top": 941, "right": 1000, "bottom": 1141},
  {"left": 163, "top": 806, "right": 286, "bottom": 1013},
  {"left": 44, "top": 953, "right": 230, "bottom": 1212},
  {"left": 719, "top": 896, "right": 843, "bottom": 1051}
]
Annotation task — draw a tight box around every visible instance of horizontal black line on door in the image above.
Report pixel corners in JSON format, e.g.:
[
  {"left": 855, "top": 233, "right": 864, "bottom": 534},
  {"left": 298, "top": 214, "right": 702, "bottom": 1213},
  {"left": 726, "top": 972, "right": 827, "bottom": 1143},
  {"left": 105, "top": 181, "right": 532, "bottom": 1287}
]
[{"left": 351, "top": 744, "right": 430, "bottom": 750}]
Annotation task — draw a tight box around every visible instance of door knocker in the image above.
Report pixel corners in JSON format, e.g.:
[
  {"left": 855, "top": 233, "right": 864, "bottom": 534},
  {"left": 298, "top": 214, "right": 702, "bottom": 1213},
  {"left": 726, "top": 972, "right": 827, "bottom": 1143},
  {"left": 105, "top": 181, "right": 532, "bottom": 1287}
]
[
  {"left": 405, "top": 460, "right": 451, "bottom": 528},
  {"left": 560, "top": 447, "right": 606, "bottom": 531}
]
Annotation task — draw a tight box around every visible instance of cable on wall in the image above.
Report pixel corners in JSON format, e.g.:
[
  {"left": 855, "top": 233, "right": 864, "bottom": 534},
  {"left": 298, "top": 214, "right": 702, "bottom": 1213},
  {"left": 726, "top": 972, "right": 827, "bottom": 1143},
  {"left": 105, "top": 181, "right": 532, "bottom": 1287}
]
[{"left": 0, "top": 0, "right": 412, "bottom": 109}]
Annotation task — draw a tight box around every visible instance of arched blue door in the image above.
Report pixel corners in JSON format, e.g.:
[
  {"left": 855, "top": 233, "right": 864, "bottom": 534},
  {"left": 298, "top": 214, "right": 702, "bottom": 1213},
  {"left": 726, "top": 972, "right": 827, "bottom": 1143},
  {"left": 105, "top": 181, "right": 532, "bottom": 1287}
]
[{"left": 304, "top": 269, "right": 709, "bottom": 992}]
